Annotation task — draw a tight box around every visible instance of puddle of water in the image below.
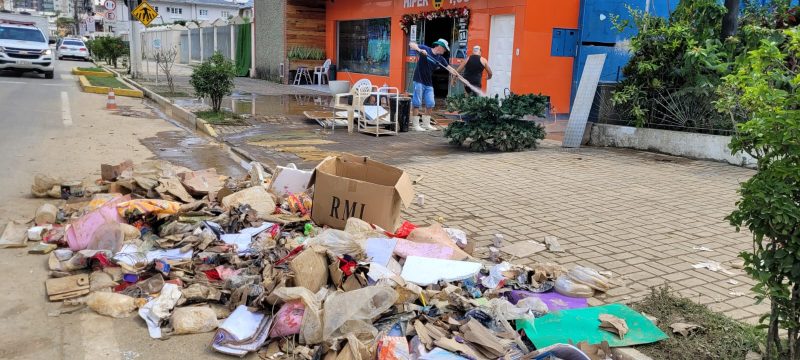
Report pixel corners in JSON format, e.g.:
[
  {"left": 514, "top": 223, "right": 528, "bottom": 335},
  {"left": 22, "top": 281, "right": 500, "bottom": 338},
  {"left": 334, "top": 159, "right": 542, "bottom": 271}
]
[
  {"left": 226, "top": 94, "right": 333, "bottom": 117},
  {"left": 141, "top": 130, "right": 246, "bottom": 177}
]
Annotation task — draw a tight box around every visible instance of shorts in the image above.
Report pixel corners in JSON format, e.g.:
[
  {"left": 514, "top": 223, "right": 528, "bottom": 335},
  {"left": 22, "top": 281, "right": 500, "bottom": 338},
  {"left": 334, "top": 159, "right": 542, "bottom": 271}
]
[
  {"left": 464, "top": 80, "right": 482, "bottom": 95},
  {"left": 411, "top": 81, "right": 435, "bottom": 109}
]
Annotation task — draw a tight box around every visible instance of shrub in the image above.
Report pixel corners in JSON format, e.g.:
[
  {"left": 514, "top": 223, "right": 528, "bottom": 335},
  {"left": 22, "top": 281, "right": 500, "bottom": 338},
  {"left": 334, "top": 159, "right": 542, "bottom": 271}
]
[
  {"left": 190, "top": 52, "right": 236, "bottom": 112},
  {"left": 720, "top": 28, "right": 800, "bottom": 359},
  {"left": 287, "top": 46, "right": 325, "bottom": 60},
  {"left": 86, "top": 36, "right": 128, "bottom": 68},
  {"left": 443, "top": 94, "right": 547, "bottom": 152}
]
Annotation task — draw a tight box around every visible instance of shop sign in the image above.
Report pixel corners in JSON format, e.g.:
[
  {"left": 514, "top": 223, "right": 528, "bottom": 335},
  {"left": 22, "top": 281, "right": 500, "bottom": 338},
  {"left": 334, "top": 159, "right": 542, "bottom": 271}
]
[{"left": 405, "top": 0, "right": 468, "bottom": 8}]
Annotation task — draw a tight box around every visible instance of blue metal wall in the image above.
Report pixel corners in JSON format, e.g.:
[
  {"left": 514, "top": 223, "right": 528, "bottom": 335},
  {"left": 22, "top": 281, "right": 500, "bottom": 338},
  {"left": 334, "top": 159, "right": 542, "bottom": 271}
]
[{"left": 570, "top": 0, "right": 678, "bottom": 105}]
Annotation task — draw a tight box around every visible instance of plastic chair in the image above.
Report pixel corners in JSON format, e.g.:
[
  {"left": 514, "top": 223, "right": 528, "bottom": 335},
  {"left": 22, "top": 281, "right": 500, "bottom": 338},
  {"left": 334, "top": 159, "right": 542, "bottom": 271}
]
[
  {"left": 333, "top": 79, "right": 377, "bottom": 133},
  {"left": 313, "top": 59, "right": 331, "bottom": 85}
]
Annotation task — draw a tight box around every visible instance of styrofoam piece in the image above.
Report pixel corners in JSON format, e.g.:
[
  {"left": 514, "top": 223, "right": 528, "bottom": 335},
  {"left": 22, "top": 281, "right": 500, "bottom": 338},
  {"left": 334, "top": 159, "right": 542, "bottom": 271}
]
[{"left": 400, "top": 256, "right": 482, "bottom": 286}]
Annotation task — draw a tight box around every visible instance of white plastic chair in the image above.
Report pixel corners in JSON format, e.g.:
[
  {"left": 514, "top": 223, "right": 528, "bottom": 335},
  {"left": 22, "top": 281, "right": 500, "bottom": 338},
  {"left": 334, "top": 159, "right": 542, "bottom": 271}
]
[
  {"left": 314, "top": 59, "right": 331, "bottom": 85},
  {"left": 333, "top": 79, "right": 377, "bottom": 133}
]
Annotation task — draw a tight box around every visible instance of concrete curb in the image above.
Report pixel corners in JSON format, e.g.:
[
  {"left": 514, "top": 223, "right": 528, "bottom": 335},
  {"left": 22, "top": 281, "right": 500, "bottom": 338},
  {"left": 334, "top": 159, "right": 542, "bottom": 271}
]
[
  {"left": 72, "top": 67, "right": 113, "bottom": 77},
  {"left": 101, "top": 65, "right": 219, "bottom": 139},
  {"left": 612, "top": 347, "right": 654, "bottom": 360},
  {"left": 78, "top": 75, "right": 144, "bottom": 98}
]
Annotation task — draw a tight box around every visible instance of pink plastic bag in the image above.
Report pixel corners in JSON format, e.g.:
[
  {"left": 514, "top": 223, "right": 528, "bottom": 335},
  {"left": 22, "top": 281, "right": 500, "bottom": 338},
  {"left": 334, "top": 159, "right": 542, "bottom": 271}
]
[
  {"left": 66, "top": 194, "right": 130, "bottom": 251},
  {"left": 269, "top": 300, "right": 305, "bottom": 338}
]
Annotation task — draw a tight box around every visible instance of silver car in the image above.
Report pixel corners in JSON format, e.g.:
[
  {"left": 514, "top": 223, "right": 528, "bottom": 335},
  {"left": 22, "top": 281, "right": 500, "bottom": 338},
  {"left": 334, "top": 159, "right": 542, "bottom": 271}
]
[{"left": 57, "top": 38, "right": 89, "bottom": 60}]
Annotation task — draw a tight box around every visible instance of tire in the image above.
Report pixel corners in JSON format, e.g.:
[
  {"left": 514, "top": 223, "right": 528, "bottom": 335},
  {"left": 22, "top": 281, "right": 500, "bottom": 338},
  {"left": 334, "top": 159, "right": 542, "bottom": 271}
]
[
  {"left": 58, "top": 56, "right": 63, "bottom": 60},
  {"left": 44, "top": 71, "right": 54, "bottom": 79}
]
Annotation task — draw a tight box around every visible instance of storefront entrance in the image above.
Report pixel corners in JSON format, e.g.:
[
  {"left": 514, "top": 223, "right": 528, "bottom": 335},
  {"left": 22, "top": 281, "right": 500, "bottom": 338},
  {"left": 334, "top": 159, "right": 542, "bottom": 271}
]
[
  {"left": 422, "top": 17, "right": 455, "bottom": 99},
  {"left": 405, "top": 15, "right": 466, "bottom": 100}
]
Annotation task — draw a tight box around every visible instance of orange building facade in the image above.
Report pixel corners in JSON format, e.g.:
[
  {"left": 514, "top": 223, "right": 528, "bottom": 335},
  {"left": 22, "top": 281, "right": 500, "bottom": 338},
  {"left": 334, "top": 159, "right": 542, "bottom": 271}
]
[{"left": 325, "top": 0, "right": 579, "bottom": 114}]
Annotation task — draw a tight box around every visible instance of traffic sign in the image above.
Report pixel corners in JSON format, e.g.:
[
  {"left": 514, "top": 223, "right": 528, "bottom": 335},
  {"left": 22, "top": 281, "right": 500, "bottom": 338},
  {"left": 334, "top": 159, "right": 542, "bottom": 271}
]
[
  {"left": 105, "top": 11, "right": 116, "bottom": 20},
  {"left": 103, "top": 0, "right": 116, "bottom": 11},
  {"left": 152, "top": 38, "right": 161, "bottom": 49},
  {"left": 131, "top": 0, "right": 157, "bottom": 26}
]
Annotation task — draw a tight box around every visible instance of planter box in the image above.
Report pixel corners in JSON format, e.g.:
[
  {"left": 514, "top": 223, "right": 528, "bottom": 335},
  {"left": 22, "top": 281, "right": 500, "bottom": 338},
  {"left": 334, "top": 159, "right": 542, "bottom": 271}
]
[
  {"left": 72, "top": 67, "right": 113, "bottom": 77},
  {"left": 589, "top": 123, "right": 756, "bottom": 168},
  {"left": 285, "top": 59, "right": 325, "bottom": 84}
]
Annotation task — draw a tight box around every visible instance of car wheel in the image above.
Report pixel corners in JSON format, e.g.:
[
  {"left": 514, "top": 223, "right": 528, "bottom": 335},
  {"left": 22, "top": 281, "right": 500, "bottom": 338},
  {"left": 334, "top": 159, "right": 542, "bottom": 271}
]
[
  {"left": 58, "top": 56, "right": 63, "bottom": 60},
  {"left": 44, "top": 71, "right": 54, "bottom": 79}
]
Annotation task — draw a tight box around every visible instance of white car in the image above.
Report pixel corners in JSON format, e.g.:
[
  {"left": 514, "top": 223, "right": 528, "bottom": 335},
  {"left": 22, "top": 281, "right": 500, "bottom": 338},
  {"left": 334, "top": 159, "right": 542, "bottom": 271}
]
[
  {"left": 0, "top": 22, "right": 54, "bottom": 79},
  {"left": 57, "top": 38, "right": 90, "bottom": 61}
]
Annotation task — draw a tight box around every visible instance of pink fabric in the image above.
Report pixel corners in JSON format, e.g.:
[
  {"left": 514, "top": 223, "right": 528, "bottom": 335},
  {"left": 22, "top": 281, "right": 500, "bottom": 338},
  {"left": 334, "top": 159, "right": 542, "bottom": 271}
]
[{"left": 65, "top": 194, "right": 130, "bottom": 251}]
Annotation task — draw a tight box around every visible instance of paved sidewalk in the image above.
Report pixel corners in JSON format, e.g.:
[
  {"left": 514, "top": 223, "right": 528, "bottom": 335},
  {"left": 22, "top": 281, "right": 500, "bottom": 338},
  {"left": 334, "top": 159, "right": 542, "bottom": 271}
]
[{"left": 395, "top": 144, "right": 763, "bottom": 324}]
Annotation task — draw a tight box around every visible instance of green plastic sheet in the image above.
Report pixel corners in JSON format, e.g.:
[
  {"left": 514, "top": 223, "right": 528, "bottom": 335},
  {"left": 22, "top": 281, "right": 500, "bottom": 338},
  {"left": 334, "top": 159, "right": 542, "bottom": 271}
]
[
  {"left": 235, "top": 23, "right": 251, "bottom": 77},
  {"left": 516, "top": 303, "right": 668, "bottom": 348}
]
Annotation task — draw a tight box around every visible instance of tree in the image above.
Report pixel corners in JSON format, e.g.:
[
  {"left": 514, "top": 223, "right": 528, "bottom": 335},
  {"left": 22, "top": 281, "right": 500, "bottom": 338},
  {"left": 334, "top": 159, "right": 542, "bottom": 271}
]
[
  {"left": 443, "top": 93, "right": 547, "bottom": 152},
  {"left": 154, "top": 46, "right": 178, "bottom": 95},
  {"left": 190, "top": 52, "right": 236, "bottom": 112},
  {"left": 718, "top": 28, "right": 800, "bottom": 359},
  {"left": 722, "top": 0, "right": 741, "bottom": 39}
]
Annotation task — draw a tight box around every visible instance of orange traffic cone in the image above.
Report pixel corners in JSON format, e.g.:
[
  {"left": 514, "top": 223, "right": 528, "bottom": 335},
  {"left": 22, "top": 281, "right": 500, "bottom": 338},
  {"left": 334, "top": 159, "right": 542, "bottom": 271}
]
[{"left": 106, "top": 89, "right": 117, "bottom": 110}]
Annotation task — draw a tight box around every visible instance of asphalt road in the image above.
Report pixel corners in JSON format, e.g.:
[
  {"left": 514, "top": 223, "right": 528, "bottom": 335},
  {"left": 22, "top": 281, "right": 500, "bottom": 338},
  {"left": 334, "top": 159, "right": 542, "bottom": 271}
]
[{"left": 0, "top": 59, "right": 247, "bottom": 359}]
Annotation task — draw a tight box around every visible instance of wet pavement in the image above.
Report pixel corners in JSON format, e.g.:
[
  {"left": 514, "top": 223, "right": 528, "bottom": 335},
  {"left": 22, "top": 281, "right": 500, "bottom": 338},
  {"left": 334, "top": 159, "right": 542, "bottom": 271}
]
[
  {"left": 139, "top": 102, "right": 247, "bottom": 177},
  {"left": 212, "top": 93, "right": 464, "bottom": 170}
]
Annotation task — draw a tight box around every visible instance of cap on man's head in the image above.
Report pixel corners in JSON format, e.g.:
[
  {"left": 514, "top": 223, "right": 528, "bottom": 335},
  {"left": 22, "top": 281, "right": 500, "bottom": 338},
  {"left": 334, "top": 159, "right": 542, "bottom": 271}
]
[
  {"left": 432, "top": 38, "right": 450, "bottom": 52},
  {"left": 472, "top": 45, "right": 481, "bottom": 54}
]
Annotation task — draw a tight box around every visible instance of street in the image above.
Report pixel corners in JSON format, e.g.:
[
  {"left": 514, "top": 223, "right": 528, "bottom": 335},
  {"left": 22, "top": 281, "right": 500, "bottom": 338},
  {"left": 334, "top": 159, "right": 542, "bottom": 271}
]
[
  {"left": 0, "top": 60, "right": 245, "bottom": 359},
  {"left": 0, "top": 60, "right": 765, "bottom": 359}
]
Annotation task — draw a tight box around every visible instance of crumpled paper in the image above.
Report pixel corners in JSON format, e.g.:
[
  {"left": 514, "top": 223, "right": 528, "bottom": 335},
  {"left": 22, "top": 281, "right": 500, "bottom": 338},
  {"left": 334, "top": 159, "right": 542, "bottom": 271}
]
[{"left": 139, "top": 283, "right": 183, "bottom": 338}]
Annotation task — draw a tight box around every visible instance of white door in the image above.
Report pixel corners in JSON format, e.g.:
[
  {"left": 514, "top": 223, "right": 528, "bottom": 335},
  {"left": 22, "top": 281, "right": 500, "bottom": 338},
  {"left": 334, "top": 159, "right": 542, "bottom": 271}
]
[{"left": 487, "top": 14, "right": 515, "bottom": 98}]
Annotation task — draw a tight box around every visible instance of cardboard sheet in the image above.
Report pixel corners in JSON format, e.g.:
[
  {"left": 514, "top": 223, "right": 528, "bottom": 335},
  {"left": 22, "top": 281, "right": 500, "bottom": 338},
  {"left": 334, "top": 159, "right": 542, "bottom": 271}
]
[{"left": 517, "top": 304, "right": 668, "bottom": 348}]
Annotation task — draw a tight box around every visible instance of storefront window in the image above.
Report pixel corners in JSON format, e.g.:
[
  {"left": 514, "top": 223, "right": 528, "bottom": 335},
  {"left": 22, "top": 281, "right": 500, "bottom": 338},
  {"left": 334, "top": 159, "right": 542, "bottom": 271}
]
[{"left": 337, "top": 18, "right": 391, "bottom": 76}]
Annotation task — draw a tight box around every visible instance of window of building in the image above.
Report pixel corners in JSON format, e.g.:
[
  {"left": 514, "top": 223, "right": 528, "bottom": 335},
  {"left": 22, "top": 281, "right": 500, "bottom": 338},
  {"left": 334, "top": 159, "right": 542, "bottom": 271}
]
[
  {"left": 199, "top": 9, "right": 208, "bottom": 16},
  {"left": 221, "top": 11, "right": 230, "bottom": 17},
  {"left": 166, "top": 7, "right": 182, "bottom": 14},
  {"left": 337, "top": 18, "right": 391, "bottom": 76},
  {"left": 153, "top": 6, "right": 158, "bottom": 12}
]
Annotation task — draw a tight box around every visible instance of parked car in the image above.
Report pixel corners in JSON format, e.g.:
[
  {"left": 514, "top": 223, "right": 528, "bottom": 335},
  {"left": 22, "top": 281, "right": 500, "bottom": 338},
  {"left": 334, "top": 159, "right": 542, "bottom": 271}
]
[
  {"left": 0, "top": 20, "right": 55, "bottom": 79},
  {"left": 57, "top": 38, "right": 89, "bottom": 61}
]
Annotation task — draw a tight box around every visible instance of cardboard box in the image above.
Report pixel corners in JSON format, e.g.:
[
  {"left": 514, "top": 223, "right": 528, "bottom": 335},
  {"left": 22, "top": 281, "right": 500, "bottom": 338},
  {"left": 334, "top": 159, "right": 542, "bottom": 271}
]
[{"left": 310, "top": 155, "right": 414, "bottom": 232}]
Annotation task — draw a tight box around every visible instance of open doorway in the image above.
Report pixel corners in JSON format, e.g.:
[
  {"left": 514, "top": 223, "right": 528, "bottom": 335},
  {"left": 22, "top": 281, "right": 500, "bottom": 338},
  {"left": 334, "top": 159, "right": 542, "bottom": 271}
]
[{"left": 422, "top": 17, "right": 454, "bottom": 99}]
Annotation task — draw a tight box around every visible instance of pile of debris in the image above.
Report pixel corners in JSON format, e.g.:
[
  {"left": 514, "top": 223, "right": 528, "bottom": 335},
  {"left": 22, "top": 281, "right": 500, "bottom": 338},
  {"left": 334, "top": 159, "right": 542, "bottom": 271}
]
[{"left": 4, "top": 155, "right": 668, "bottom": 359}]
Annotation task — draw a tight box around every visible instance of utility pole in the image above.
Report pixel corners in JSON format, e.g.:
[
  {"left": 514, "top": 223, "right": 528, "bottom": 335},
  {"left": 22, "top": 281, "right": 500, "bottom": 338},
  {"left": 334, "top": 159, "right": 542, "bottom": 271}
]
[{"left": 128, "top": 0, "right": 141, "bottom": 78}]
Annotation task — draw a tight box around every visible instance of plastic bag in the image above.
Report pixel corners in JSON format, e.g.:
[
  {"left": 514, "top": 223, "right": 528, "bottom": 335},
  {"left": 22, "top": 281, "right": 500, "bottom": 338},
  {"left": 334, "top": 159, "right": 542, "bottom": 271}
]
[
  {"left": 567, "top": 266, "right": 611, "bottom": 292},
  {"left": 322, "top": 286, "right": 398, "bottom": 341},
  {"left": 386, "top": 220, "right": 417, "bottom": 239},
  {"left": 481, "top": 262, "right": 512, "bottom": 289},
  {"left": 87, "top": 292, "right": 137, "bottom": 318},
  {"left": 484, "top": 297, "right": 548, "bottom": 321},
  {"left": 271, "top": 287, "right": 325, "bottom": 344},
  {"left": 171, "top": 306, "right": 219, "bottom": 334},
  {"left": 269, "top": 299, "right": 305, "bottom": 338},
  {"left": 554, "top": 275, "right": 594, "bottom": 298},
  {"left": 345, "top": 217, "right": 385, "bottom": 241},
  {"left": 88, "top": 222, "right": 124, "bottom": 253},
  {"left": 31, "top": 174, "right": 62, "bottom": 198},
  {"left": 305, "top": 229, "right": 365, "bottom": 259}
]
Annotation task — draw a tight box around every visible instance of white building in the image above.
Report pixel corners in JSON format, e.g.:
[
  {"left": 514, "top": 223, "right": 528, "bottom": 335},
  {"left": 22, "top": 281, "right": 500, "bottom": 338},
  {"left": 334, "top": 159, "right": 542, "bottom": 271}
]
[{"left": 145, "top": 0, "right": 251, "bottom": 25}]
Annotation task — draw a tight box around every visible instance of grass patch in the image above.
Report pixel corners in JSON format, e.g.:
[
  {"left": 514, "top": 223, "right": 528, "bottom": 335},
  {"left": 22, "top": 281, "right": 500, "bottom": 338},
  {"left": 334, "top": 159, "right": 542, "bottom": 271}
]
[
  {"left": 195, "top": 110, "right": 246, "bottom": 125},
  {"left": 77, "top": 67, "right": 106, "bottom": 72},
  {"left": 86, "top": 75, "right": 130, "bottom": 89},
  {"left": 632, "top": 286, "right": 765, "bottom": 360}
]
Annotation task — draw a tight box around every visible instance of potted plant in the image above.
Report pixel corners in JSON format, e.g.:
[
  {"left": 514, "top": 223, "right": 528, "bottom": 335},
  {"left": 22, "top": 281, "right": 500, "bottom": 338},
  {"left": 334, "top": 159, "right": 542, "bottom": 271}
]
[{"left": 285, "top": 46, "right": 326, "bottom": 84}]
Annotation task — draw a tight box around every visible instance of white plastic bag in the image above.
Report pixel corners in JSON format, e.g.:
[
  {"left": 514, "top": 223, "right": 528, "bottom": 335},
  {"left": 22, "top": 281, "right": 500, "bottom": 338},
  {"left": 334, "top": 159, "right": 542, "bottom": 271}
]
[
  {"left": 87, "top": 292, "right": 137, "bottom": 318},
  {"left": 322, "top": 286, "right": 398, "bottom": 341},
  {"left": 481, "top": 262, "right": 512, "bottom": 289},
  {"left": 305, "top": 229, "right": 365, "bottom": 259},
  {"left": 554, "top": 275, "right": 594, "bottom": 298},
  {"left": 567, "top": 266, "right": 611, "bottom": 292},
  {"left": 171, "top": 306, "right": 218, "bottom": 334}
]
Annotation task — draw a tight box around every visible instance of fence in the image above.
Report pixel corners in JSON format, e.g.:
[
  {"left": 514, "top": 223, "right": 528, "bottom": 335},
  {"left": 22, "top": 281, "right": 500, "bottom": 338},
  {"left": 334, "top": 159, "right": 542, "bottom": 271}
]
[{"left": 140, "top": 16, "right": 250, "bottom": 66}]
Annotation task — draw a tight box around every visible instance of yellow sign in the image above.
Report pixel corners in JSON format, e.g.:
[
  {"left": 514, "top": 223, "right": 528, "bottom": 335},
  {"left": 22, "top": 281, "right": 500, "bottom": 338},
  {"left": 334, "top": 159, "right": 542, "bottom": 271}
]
[
  {"left": 131, "top": 0, "right": 158, "bottom": 26},
  {"left": 433, "top": 0, "right": 443, "bottom": 9}
]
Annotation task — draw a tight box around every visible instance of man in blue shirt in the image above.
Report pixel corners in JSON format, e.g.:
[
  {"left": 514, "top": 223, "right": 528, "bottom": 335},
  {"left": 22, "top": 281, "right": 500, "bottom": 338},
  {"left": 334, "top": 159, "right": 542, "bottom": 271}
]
[{"left": 409, "top": 38, "right": 449, "bottom": 131}]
